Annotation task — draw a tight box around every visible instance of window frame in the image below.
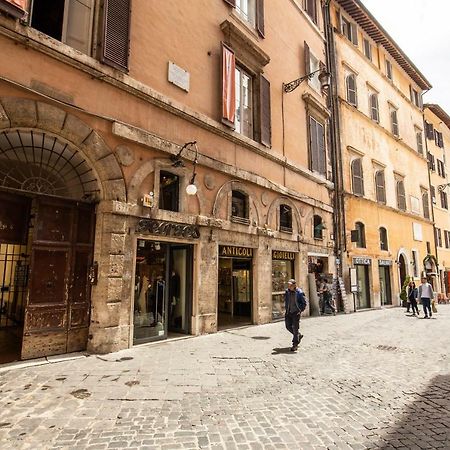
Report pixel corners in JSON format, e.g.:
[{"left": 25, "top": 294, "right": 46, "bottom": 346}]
[
  {"left": 159, "top": 170, "right": 180, "bottom": 212},
  {"left": 369, "top": 92, "right": 379, "bottom": 122},
  {"left": 313, "top": 215, "right": 324, "bottom": 240},
  {"left": 231, "top": 189, "right": 250, "bottom": 223},
  {"left": 374, "top": 170, "right": 386, "bottom": 204},
  {"left": 234, "top": 64, "right": 254, "bottom": 139},
  {"left": 279, "top": 204, "right": 293, "bottom": 233},
  {"left": 396, "top": 179, "right": 406, "bottom": 211},
  {"left": 415, "top": 127, "right": 423, "bottom": 155},
  {"left": 235, "top": 0, "right": 257, "bottom": 27},
  {"left": 422, "top": 190, "right": 430, "bottom": 219},
  {"left": 351, "top": 158, "right": 364, "bottom": 196},
  {"left": 30, "top": 0, "right": 96, "bottom": 56},
  {"left": 345, "top": 73, "right": 358, "bottom": 106},
  {"left": 379, "top": 227, "right": 388, "bottom": 251},
  {"left": 355, "top": 221, "right": 366, "bottom": 248},
  {"left": 304, "top": 0, "right": 318, "bottom": 24},
  {"left": 363, "top": 38, "right": 372, "bottom": 61},
  {"left": 308, "top": 115, "right": 327, "bottom": 177},
  {"left": 389, "top": 105, "right": 399, "bottom": 137},
  {"left": 385, "top": 59, "right": 393, "bottom": 81}
]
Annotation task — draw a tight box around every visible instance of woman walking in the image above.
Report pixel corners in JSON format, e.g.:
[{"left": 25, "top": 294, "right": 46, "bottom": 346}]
[{"left": 407, "top": 281, "right": 419, "bottom": 316}]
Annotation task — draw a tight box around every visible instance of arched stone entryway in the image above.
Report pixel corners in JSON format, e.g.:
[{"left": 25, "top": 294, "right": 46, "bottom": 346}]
[{"left": 0, "top": 97, "right": 127, "bottom": 361}]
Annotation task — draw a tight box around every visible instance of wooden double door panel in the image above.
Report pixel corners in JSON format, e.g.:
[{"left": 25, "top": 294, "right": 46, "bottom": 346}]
[{"left": 21, "top": 197, "right": 95, "bottom": 360}]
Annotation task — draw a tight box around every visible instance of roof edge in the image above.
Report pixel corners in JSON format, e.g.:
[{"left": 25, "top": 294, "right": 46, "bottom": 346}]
[
  {"left": 425, "top": 104, "right": 450, "bottom": 129},
  {"left": 336, "top": 0, "right": 432, "bottom": 90}
]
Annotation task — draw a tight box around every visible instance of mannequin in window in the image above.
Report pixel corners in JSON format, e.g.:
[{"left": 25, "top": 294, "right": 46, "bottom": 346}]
[{"left": 169, "top": 270, "right": 180, "bottom": 325}]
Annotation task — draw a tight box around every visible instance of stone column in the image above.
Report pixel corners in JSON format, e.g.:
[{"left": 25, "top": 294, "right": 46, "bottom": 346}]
[{"left": 88, "top": 201, "right": 131, "bottom": 354}]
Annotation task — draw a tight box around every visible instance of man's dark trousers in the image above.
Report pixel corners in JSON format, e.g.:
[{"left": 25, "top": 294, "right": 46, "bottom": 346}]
[
  {"left": 285, "top": 312, "right": 301, "bottom": 346},
  {"left": 422, "top": 298, "right": 432, "bottom": 317}
]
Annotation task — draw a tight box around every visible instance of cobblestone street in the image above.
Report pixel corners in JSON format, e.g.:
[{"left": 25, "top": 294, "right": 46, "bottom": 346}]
[{"left": 1, "top": 306, "right": 449, "bottom": 450}]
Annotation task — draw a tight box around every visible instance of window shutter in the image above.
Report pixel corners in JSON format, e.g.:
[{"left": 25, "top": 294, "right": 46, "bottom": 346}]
[
  {"left": 101, "top": 0, "right": 131, "bottom": 71},
  {"left": 409, "top": 85, "right": 414, "bottom": 103},
  {"left": 351, "top": 159, "right": 364, "bottom": 196},
  {"left": 306, "top": 0, "right": 317, "bottom": 23},
  {"left": 370, "top": 94, "right": 379, "bottom": 121},
  {"left": 375, "top": 171, "right": 386, "bottom": 203},
  {"left": 422, "top": 191, "right": 430, "bottom": 219},
  {"left": 222, "top": 43, "right": 236, "bottom": 126},
  {"left": 391, "top": 110, "right": 398, "bottom": 136},
  {"left": 0, "top": 0, "right": 27, "bottom": 19},
  {"left": 223, "top": 0, "right": 236, "bottom": 6},
  {"left": 309, "top": 117, "right": 319, "bottom": 172},
  {"left": 346, "top": 75, "right": 357, "bottom": 106},
  {"left": 425, "top": 122, "right": 434, "bottom": 139},
  {"left": 350, "top": 22, "right": 358, "bottom": 45},
  {"left": 64, "top": 0, "right": 95, "bottom": 55},
  {"left": 256, "top": 0, "right": 265, "bottom": 38},
  {"left": 304, "top": 41, "right": 310, "bottom": 76},
  {"left": 259, "top": 74, "right": 271, "bottom": 147},
  {"left": 317, "top": 121, "right": 326, "bottom": 176},
  {"left": 438, "top": 132, "right": 444, "bottom": 148},
  {"left": 397, "top": 181, "right": 406, "bottom": 210}
]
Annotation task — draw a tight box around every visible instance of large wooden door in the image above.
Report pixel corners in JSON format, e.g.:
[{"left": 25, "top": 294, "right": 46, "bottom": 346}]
[{"left": 21, "top": 198, "right": 95, "bottom": 359}]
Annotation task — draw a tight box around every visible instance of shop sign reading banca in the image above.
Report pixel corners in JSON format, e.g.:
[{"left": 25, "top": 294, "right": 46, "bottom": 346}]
[
  {"left": 136, "top": 219, "right": 200, "bottom": 239},
  {"left": 219, "top": 245, "right": 253, "bottom": 258}
]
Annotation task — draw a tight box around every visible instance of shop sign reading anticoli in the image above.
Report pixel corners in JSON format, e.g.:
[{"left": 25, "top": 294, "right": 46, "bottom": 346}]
[
  {"left": 272, "top": 250, "right": 296, "bottom": 260},
  {"left": 219, "top": 245, "right": 253, "bottom": 258}
]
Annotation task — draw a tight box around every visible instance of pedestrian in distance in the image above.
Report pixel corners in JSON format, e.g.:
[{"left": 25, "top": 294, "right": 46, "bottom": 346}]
[
  {"left": 407, "top": 280, "right": 419, "bottom": 316},
  {"left": 284, "top": 279, "right": 307, "bottom": 352},
  {"left": 418, "top": 277, "right": 434, "bottom": 319},
  {"left": 319, "top": 276, "right": 336, "bottom": 315}
]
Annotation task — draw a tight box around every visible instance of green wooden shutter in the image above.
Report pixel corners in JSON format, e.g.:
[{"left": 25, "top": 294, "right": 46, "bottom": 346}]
[{"left": 260, "top": 74, "right": 271, "bottom": 147}]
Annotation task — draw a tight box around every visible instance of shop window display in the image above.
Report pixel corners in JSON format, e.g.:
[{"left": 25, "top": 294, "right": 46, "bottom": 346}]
[{"left": 272, "top": 259, "right": 294, "bottom": 319}]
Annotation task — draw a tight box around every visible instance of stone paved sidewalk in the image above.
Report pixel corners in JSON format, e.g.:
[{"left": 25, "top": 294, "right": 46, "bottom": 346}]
[{"left": 1, "top": 306, "right": 449, "bottom": 450}]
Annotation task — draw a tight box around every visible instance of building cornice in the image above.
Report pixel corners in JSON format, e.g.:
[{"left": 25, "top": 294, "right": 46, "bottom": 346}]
[{"left": 334, "top": 0, "right": 432, "bottom": 89}]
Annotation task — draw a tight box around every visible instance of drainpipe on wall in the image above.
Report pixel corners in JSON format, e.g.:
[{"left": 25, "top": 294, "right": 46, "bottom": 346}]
[
  {"left": 422, "top": 97, "right": 440, "bottom": 289},
  {"left": 322, "top": 0, "right": 347, "bottom": 309}
]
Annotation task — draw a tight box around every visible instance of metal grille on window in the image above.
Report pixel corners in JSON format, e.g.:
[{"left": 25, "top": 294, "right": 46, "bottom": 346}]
[{"left": 0, "top": 130, "right": 100, "bottom": 201}]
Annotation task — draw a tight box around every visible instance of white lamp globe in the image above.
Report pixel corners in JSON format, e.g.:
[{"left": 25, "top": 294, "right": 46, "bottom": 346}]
[{"left": 186, "top": 183, "right": 198, "bottom": 196}]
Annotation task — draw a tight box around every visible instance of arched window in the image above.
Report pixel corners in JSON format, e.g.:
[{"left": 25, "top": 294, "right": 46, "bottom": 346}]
[
  {"left": 313, "top": 215, "right": 324, "bottom": 239},
  {"left": 422, "top": 190, "right": 430, "bottom": 219},
  {"left": 159, "top": 171, "right": 179, "bottom": 212},
  {"left": 280, "top": 204, "right": 293, "bottom": 232},
  {"left": 346, "top": 74, "right": 357, "bottom": 106},
  {"left": 355, "top": 221, "right": 366, "bottom": 248},
  {"left": 375, "top": 170, "right": 386, "bottom": 204},
  {"left": 396, "top": 180, "right": 406, "bottom": 211},
  {"left": 231, "top": 190, "right": 249, "bottom": 221},
  {"left": 369, "top": 93, "right": 379, "bottom": 122},
  {"left": 351, "top": 158, "right": 364, "bottom": 196},
  {"left": 379, "top": 227, "right": 388, "bottom": 251}
]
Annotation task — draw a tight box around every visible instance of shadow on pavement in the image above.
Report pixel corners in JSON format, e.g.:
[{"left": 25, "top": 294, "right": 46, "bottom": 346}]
[
  {"left": 271, "top": 347, "right": 296, "bottom": 355},
  {"left": 378, "top": 374, "right": 450, "bottom": 449}
]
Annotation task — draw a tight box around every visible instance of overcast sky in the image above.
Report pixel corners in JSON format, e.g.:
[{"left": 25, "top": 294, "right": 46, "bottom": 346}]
[{"left": 360, "top": 0, "right": 450, "bottom": 114}]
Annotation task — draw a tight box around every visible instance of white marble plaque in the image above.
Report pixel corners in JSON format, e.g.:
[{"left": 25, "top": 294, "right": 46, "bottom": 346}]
[{"left": 168, "top": 61, "right": 190, "bottom": 92}]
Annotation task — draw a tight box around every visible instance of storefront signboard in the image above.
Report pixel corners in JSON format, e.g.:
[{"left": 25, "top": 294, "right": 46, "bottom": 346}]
[
  {"left": 136, "top": 219, "right": 200, "bottom": 239},
  {"left": 353, "top": 257, "right": 371, "bottom": 265},
  {"left": 219, "top": 245, "right": 253, "bottom": 258},
  {"left": 378, "top": 259, "right": 392, "bottom": 266},
  {"left": 272, "top": 250, "right": 296, "bottom": 260}
]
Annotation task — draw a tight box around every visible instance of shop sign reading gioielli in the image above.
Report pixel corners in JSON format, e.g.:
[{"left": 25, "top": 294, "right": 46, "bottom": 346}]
[
  {"left": 219, "top": 245, "right": 253, "bottom": 258},
  {"left": 272, "top": 250, "right": 296, "bottom": 261},
  {"left": 136, "top": 219, "right": 200, "bottom": 239}
]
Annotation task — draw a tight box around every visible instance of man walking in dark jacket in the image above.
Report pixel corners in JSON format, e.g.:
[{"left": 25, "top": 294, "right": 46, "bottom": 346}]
[{"left": 284, "top": 279, "right": 307, "bottom": 352}]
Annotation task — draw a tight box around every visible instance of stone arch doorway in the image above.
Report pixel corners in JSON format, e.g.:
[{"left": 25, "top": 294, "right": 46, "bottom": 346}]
[{"left": 0, "top": 128, "right": 104, "bottom": 362}]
